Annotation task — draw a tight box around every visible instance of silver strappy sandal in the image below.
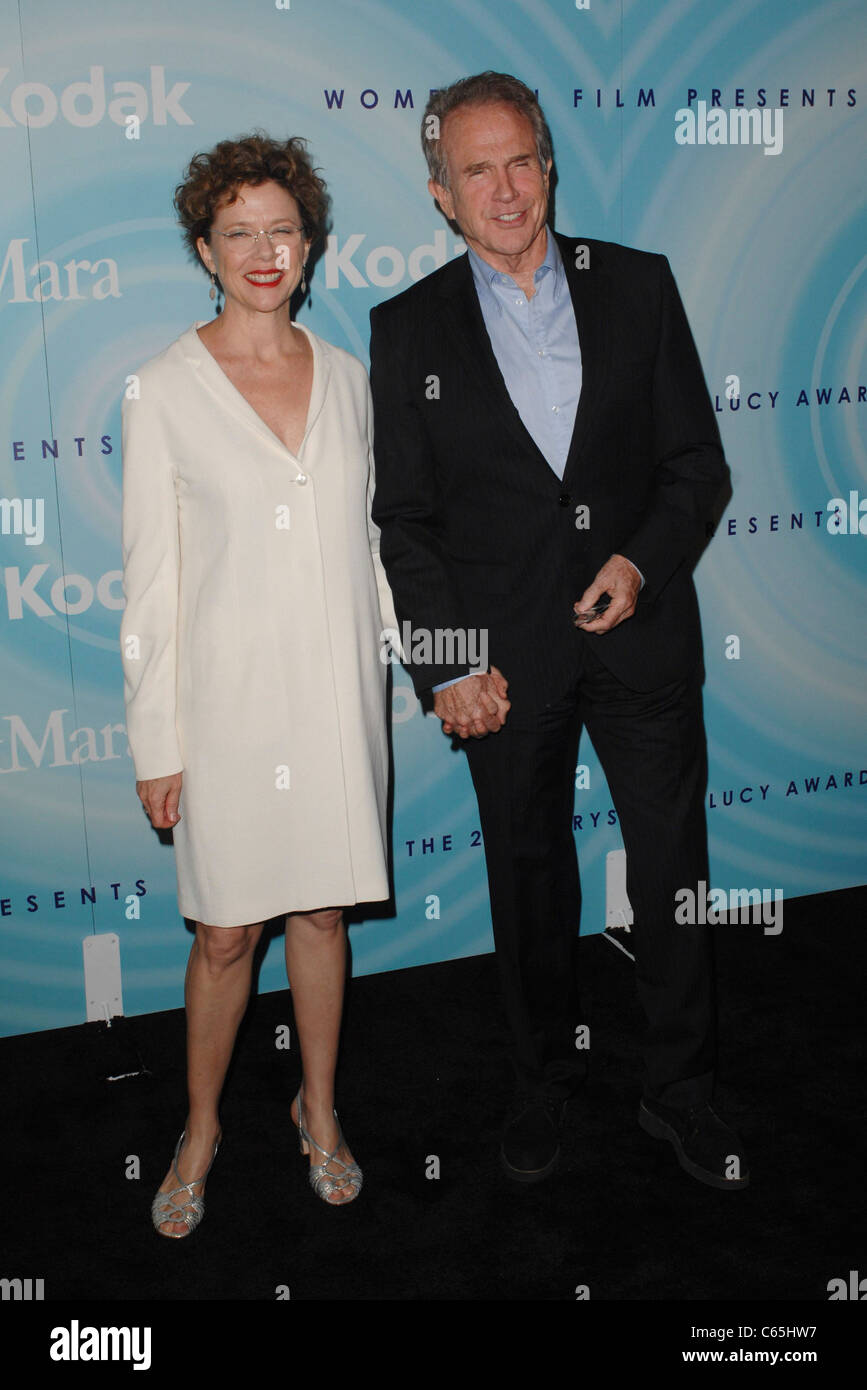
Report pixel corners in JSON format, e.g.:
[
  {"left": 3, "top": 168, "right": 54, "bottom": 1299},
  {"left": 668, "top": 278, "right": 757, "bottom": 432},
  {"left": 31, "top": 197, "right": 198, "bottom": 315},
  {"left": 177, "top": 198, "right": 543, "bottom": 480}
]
[
  {"left": 292, "top": 1088, "right": 362, "bottom": 1205},
  {"left": 151, "top": 1129, "right": 221, "bottom": 1238}
]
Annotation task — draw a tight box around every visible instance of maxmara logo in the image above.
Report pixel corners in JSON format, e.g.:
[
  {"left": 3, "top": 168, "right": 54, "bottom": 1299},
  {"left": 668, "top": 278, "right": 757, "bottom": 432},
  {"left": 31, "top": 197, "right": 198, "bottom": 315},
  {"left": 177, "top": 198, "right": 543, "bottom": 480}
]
[
  {"left": 1, "top": 239, "right": 120, "bottom": 302},
  {"left": 0, "top": 65, "right": 192, "bottom": 128}
]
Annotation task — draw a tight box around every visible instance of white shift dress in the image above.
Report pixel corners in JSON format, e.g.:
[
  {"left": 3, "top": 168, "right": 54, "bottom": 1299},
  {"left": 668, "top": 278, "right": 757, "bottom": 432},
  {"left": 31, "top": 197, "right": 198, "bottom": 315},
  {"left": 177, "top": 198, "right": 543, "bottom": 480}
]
[{"left": 120, "top": 321, "right": 397, "bottom": 927}]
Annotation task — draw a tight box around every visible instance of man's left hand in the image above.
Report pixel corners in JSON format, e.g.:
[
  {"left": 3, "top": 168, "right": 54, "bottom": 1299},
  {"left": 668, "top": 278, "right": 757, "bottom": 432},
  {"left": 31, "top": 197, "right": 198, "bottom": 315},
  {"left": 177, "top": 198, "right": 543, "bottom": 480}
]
[{"left": 573, "top": 554, "right": 642, "bottom": 633}]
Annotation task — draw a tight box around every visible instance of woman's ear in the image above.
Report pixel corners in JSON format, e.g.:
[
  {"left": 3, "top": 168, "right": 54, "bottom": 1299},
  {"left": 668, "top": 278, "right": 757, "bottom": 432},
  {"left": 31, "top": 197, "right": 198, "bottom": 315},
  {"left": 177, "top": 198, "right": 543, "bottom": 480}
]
[{"left": 196, "top": 233, "right": 214, "bottom": 275}]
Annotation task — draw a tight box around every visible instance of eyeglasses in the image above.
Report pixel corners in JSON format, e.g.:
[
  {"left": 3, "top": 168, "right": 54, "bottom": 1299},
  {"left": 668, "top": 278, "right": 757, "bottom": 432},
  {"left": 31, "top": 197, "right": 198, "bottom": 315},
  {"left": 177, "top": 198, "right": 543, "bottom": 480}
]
[{"left": 216, "top": 226, "right": 304, "bottom": 252}]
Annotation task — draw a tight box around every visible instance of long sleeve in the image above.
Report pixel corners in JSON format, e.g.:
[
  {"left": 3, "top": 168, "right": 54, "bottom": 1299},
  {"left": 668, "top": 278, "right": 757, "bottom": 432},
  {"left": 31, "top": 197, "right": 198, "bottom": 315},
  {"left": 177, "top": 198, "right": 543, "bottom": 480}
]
[
  {"left": 620, "top": 254, "right": 728, "bottom": 596},
  {"left": 119, "top": 378, "right": 184, "bottom": 781},
  {"left": 369, "top": 303, "right": 470, "bottom": 692}
]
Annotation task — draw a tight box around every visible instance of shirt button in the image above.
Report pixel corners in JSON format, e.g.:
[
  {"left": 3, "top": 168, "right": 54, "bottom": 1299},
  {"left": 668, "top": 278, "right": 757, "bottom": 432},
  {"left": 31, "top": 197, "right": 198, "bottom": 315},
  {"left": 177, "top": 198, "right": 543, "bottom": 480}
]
[
  {"left": 558, "top": 493, "right": 571, "bottom": 507},
  {"left": 552, "top": 405, "right": 559, "bottom": 413},
  {"left": 294, "top": 472, "right": 308, "bottom": 485}
]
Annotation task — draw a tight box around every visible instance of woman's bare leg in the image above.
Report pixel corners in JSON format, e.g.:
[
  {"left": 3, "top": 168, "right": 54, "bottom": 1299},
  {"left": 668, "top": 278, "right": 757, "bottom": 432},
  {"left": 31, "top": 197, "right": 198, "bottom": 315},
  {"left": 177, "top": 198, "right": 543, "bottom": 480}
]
[
  {"left": 285, "top": 908, "right": 357, "bottom": 1203},
  {"left": 154, "top": 919, "right": 263, "bottom": 1234}
]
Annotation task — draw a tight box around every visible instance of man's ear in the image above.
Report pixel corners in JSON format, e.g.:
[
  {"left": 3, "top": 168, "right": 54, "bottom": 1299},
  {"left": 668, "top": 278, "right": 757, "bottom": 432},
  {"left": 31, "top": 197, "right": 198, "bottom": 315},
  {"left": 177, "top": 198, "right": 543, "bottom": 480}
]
[{"left": 428, "top": 176, "right": 455, "bottom": 222}]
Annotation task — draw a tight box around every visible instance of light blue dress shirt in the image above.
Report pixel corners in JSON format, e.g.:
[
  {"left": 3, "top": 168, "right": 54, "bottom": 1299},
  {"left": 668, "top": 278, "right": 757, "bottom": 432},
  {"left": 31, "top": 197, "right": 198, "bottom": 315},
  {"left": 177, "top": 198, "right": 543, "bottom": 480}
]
[{"left": 467, "top": 229, "right": 581, "bottom": 480}]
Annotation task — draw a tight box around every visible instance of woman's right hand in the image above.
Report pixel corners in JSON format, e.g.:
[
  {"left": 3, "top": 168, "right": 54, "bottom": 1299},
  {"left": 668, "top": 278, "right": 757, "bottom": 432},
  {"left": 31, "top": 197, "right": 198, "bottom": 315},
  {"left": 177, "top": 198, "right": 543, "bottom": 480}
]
[{"left": 136, "top": 772, "right": 183, "bottom": 829}]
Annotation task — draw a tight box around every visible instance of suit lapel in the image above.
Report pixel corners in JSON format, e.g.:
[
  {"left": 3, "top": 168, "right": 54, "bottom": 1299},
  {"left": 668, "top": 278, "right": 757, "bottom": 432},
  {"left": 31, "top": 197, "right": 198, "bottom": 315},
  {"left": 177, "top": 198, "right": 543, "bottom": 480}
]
[
  {"left": 437, "top": 253, "right": 536, "bottom": 435},
  {"left": 436, "top": 232, "right": 611, "bottom": 492},
  {"left": 555, "top": 232, "right": 611, "bottom": 491},
  {"left": 437, "top": 251, "right": 565, "bottom": 486}
]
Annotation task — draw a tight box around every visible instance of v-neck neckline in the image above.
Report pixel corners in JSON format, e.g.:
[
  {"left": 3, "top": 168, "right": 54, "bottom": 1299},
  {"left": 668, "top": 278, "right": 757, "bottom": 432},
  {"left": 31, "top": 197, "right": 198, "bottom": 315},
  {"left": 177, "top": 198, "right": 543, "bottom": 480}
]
[
  {"left": 437, "top": 234, "right": 610, "bottom": 495},
  {"left": 190, "top": 319, "right": 323, "bottom": 462}
]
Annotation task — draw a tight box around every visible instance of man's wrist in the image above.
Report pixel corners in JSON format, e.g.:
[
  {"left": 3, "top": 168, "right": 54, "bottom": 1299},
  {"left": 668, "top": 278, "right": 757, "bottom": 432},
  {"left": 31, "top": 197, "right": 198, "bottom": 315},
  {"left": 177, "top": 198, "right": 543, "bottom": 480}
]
[
  {"left": 432, "top": 672, "right": 474, "bottom": 693},
  {"left": 620, "top": 555, "right": 645, "bottom": 590}
]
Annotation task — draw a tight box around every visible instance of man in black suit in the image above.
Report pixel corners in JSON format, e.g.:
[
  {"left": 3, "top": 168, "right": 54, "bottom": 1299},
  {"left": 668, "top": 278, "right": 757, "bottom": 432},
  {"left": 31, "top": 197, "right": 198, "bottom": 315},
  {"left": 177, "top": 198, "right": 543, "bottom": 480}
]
[{"left": 369, "top": 72, "right": 747, "bottom": 1189}]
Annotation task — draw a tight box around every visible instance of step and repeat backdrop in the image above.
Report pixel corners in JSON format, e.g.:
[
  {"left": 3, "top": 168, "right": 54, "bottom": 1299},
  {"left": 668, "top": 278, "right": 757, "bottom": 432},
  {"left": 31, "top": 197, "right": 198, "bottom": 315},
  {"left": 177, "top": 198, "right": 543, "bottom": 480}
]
[{"left": 1, "top": 0, "right": 865, "bottom": 1037}]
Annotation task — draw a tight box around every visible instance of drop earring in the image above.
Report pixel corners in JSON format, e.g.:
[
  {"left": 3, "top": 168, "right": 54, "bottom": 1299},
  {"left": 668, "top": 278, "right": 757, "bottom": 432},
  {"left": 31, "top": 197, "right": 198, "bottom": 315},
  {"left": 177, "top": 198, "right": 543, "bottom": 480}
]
[
  {"left": 209, "top": 272, "right": 216, "bottom": 301},
  {"left": 300, "top": 261, "right": 307, "bottom": 296}
]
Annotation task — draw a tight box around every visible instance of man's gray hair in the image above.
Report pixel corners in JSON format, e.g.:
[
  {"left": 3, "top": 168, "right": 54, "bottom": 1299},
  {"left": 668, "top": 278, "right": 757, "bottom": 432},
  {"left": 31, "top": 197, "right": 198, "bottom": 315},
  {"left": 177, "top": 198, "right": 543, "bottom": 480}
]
[{"left": 421, "top": 71, "right": 553, "bottom": 189}]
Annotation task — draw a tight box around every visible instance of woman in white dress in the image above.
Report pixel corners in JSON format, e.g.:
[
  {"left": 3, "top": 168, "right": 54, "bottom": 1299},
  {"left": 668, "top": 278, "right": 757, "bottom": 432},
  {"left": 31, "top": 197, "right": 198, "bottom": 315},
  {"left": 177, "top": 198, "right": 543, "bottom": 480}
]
[{"left": 120, "top": 134, "right": 397, "bottom": 1233}]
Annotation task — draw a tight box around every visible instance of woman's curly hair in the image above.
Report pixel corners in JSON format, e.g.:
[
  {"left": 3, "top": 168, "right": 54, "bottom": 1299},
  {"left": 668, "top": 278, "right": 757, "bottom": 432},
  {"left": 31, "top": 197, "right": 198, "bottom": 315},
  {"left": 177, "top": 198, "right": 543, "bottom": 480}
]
[{"left": 174, "top": 131, "right": 330, "bottom": 273}]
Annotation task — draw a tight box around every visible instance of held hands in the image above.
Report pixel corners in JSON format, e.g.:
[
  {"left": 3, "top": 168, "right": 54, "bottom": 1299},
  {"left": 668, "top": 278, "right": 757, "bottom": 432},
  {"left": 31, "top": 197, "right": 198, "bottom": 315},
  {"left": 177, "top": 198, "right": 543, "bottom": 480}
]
[
  {"left": 573, "top": 554, "right": 642, "bottom": 634},
  {"left": 434, "top": 665, "right": 510, "bottom": 739},
  {"left": 136, "top": 772, "right": 183, "bottom": 829}
]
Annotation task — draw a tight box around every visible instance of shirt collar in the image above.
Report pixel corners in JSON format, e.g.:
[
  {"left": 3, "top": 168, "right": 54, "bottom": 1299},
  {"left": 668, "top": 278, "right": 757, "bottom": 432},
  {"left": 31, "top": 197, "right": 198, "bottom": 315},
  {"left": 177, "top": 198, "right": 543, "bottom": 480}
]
[{"left": 467, "top": 227, "right": 564, "bottom": 299}]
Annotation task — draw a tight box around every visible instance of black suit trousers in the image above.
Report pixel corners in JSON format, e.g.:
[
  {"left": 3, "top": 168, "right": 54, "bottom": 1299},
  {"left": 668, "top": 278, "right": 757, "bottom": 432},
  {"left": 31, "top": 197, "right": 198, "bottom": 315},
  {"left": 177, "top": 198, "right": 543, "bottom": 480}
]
[{"left": 463, "top": 637, "right": 716, "bottom": 1109}]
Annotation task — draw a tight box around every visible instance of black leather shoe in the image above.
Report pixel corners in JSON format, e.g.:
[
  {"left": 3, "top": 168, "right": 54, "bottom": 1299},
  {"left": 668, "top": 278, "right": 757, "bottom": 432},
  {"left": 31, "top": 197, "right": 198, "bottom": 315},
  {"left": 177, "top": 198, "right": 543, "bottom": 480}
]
[
  {"left": 500, "top": 1094, "right": 566, "bottom": 1183},
  {"left": 639, "top": 1097, "right": 749, "bottom": 1190}
]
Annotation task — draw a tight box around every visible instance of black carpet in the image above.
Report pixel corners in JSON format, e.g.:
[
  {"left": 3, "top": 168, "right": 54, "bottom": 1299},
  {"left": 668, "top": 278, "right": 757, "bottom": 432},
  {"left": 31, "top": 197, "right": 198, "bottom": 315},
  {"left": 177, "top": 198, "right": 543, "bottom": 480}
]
[{"left": 2, "top": 885, "right": 864, "bottom": 1311}]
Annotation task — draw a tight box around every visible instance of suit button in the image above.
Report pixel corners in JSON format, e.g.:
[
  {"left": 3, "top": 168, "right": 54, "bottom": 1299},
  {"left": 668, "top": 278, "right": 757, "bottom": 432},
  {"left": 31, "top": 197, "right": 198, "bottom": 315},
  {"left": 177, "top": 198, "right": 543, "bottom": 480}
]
[{"left": 558, "top": 492, "right": 571, "bottom": 507}]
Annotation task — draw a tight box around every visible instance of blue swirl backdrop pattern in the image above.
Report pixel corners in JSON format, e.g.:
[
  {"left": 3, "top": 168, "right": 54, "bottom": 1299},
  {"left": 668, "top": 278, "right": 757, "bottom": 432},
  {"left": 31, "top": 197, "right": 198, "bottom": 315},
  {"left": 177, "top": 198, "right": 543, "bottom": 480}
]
[{"left": 0, "top": 0, "right": 864, "bottom": 1035}]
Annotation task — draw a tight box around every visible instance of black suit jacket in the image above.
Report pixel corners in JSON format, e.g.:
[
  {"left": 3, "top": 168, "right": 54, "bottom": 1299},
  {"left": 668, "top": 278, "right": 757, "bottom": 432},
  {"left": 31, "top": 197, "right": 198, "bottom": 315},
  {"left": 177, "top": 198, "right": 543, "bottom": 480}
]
[{"left": 369, "top": 231, "right": 729, "bottom": 702}]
